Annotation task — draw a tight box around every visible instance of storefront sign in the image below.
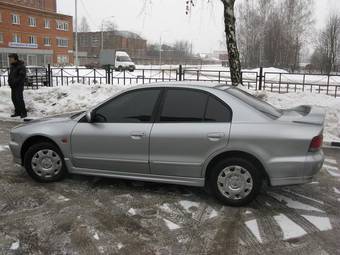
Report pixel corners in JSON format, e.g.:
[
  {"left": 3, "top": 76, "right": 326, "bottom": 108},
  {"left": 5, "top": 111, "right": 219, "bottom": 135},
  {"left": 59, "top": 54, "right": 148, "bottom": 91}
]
[{"left": 8, "top": 42, "right": 38, "bottom": 49}]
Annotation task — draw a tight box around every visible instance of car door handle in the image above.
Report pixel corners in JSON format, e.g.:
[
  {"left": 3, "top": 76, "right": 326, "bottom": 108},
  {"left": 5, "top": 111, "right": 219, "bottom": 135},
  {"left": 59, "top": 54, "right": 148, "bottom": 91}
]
[
  {"left": 130, "top": 131, "right": 146, "bottom": 140},
  {"left": 207, "top": 133, "right": 224, "bottom": 141}
]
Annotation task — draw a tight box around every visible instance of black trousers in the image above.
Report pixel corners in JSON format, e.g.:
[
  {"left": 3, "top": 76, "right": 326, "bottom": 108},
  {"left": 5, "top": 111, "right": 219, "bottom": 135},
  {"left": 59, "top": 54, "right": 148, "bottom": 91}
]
[{"left": 11, "top": 86, "right": 27, "bottom": 115}]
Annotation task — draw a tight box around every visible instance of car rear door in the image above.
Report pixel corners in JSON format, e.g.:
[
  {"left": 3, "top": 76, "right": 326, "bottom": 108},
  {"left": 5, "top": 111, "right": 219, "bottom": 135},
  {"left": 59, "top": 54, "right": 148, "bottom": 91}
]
[
  {"left": 150, "top": 88, "right": 232, "bottom": 178},
  {"left": 71, "top": 88, "right": 161, "bottom": 174}
]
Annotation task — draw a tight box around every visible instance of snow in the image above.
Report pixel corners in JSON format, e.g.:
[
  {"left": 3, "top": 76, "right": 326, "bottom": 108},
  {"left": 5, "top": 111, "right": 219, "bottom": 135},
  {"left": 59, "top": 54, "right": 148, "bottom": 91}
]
[
  {"left": 0, "top": 84, "right": 123, "bottom": 119},
  {"left": 10, "top": 241, "right": 20, "bottom": 250},
  {"left": 57, "top": 195, "right": 70, "bottom": 202},
  {"left": 0, "top": 81, "right": 339, "bottom": 142},
  {"left": 0, "top": 145, "right": 9, "bottom": 152},
  {"left": 326, "top": 170, "right": 340, "bottom": 177},
  {"left": 179, "top": 200, "right": 200, "bottom": 213},
  {"left": 282, "top": 189, "right": 324, "bottom": 205},
  {"left": 245, "top": 210, "right": 252, "bottom": 214},
  {"left": 274, "top": 214, "right": 307, "bottom": 240},
  {"left": 269, "top": 192, "right": 324, "bottom": 212},
  {"left": 208, "top": 209, "right": 218, "bottom": 219},
  {"left": 127, "top": 208, "right": 137, "bottom": 216},
  {"left": 245, "top": 219, "right": 263, "bottom": 243},
  {"left": 301, "top": 215, "right": 332, "bottom": 231},
  {"left": 323, "top": 164, "right": 339, "bottom": 171},
  {"left": 93, "top": 233, "right": 99, "bottom": 240},
  {"left": 117, "top": 243, "right": 124, "bottom": 250},
  {"left": 163, "top": 218, "right": 181, "bottom": 230},
  {"left": 324, "top": 158, "right": 337, "bottom": 165},
  {"left": 333, "top": 187, "right": 340, "bottom": 194},
  {"left": 159, "top": 203, "right": 172, "bottom": 213}
]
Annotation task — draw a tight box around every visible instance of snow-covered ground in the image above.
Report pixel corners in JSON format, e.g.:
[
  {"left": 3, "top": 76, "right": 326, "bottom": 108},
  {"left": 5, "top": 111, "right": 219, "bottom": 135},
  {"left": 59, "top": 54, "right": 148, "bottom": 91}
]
[{"left": 0, "top": 83, "right": 339, "bottom": 142}]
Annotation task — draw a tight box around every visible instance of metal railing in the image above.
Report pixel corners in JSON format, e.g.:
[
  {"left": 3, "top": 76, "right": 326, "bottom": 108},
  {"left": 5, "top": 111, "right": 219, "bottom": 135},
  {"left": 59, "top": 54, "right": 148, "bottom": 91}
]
[{"left": 1, "top": 65, "right": 340, "bottom": 97}]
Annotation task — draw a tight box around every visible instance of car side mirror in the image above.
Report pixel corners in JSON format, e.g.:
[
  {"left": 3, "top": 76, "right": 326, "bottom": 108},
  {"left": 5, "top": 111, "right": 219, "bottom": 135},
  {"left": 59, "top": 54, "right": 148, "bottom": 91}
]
[{"left": 86, "top": 111, "right": 93, "bottom": 123}]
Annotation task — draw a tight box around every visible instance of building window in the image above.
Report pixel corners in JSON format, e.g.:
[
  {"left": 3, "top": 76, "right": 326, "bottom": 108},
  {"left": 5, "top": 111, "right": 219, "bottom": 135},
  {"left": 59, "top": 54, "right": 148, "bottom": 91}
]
[
  {"left": 28, "top": 17, "right": 37, "bottom": 27},
  {"left": 0, "top": 33, "right": 3, "bottom": 43},
  {"left": 0, "top": 13, "right": 2, "bottom": 23},
  {"left": 12, "top": 33, "right": 21, "bottom": 43},
  {"left": 44, "top": 19, "right": 50, "bottom": 29},
  {"left": 28, "top": 35, "right": 37, "bottom": 45},
  {"left": 57, "top": 55, "right": 69, "bottom": 64},
  {"left": 56, "top": 37, "right": 69, "bottom": 48},
  {"left": 91, "top": 34, "right": 100, "bottom": 47},
  {"left": 56, "top": 20, "right": 69, "bottom": 31},
  {"left": 12, "top": 14, "right": 20, "bottom": 25},
  {"left": 44, "top": 37, "right": 51, "bottom": 46}
]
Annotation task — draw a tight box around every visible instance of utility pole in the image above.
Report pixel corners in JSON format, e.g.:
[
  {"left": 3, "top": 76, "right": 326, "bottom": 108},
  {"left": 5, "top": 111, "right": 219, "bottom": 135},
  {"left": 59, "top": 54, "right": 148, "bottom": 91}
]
[
  {"left": 75, "top": 0, "right": 79, "bottom": 66},
  {"left": 159, "top": 36, "right": 162, "bottom": 67}
]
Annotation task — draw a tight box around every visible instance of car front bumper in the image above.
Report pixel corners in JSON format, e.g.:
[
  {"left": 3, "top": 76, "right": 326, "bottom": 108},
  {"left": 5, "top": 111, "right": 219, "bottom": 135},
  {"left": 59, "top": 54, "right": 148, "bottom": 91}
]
[{"left": 9, "top": 141, "right": 22, "bottom": 165}]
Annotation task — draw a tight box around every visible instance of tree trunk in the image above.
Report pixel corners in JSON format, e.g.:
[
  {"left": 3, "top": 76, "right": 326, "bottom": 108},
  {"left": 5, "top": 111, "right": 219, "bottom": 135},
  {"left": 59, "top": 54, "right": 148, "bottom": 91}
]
[{"left": 221, "top": 0, "right": 242, "bottom": 85}]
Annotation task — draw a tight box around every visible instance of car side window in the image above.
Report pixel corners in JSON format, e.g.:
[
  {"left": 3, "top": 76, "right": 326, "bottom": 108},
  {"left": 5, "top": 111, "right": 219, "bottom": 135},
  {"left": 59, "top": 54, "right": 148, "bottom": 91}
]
[
  {"left": 94, "top": 89, "right": 161, "bottom": 123},
  {"left": 205, "top": 96, "right": 232, "bottom": 122},
  {"left": 160, "top": 89, "right": 208, "bottom": 122}
]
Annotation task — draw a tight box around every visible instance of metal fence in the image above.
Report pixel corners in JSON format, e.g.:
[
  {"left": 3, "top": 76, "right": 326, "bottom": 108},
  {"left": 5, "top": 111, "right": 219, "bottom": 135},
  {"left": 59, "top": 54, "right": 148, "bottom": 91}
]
[{"left": 1, "top": 65, "right": 340, "bottom": 97}]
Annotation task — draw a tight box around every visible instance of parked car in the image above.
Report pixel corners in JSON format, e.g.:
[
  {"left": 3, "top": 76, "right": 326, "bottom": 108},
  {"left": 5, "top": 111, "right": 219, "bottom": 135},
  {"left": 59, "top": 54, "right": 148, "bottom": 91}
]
[
  {"left": 26, "top": 66, "right": 48, "bottom": 87},
  {"left": 9, "top": 82, "right": 325, "bottom": 206}
]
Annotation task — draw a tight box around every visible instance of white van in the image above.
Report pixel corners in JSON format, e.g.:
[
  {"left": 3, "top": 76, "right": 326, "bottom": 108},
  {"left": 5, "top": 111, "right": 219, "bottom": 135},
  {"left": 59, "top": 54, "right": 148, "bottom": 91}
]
[{"left": 100, "top": 50, "right": 136, "bottom": 72}]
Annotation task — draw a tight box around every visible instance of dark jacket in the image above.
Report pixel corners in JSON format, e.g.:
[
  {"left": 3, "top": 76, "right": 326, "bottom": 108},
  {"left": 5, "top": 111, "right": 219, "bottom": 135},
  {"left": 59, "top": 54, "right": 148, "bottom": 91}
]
[{"left": 8, "top": 61, "right": 26, "bottom": 88}]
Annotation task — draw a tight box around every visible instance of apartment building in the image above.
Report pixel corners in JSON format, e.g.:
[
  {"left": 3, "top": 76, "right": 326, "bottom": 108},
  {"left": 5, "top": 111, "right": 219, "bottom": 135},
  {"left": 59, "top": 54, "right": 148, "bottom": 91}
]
[{"left": 0, "top": 0, "right": 73, "bottom": 67}]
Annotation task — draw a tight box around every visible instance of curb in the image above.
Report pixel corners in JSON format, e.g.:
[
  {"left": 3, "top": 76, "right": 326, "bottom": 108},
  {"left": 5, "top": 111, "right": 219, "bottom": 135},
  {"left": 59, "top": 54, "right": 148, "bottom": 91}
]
[{"left": 323, "top": 140, "right": 340, "bottom": 149}]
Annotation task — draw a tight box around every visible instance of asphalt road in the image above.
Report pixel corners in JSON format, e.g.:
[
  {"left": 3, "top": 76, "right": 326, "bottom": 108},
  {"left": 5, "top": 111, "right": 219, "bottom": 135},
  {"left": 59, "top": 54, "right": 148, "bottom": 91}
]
[{"left": 0, "top": 120, "right": 340, "bottom": 255}]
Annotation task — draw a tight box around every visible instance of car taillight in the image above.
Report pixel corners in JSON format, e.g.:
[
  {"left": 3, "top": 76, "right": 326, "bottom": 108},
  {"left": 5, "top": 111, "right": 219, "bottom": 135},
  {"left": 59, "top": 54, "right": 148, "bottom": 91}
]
[{"left": 309, "top": 135, "right": 323, "bottom": 152}]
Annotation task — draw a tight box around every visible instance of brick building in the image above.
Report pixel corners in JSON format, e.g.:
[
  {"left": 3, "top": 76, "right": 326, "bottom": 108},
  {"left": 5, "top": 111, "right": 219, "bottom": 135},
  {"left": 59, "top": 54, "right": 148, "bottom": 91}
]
[
  {"left": 76, "top": 31, "right": 147, "bottom": 65},
  {"left": 0, "top": 0, "right": 73, "bottom": 67}
]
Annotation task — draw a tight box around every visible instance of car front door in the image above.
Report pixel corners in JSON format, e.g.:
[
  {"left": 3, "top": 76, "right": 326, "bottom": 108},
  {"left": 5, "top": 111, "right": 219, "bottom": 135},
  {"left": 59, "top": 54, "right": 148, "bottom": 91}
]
[
  {"left": 71, "top": 88, "right": 161, "bottom": 174},
  {"left": 150, "top": 88, "right": 232, "bottom": 178}
]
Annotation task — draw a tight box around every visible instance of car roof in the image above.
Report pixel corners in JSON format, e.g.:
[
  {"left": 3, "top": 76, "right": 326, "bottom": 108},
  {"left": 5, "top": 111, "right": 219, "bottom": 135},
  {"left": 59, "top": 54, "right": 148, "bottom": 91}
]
[{"left": 126, "top": 81, "right": 233, "bottom": 93}]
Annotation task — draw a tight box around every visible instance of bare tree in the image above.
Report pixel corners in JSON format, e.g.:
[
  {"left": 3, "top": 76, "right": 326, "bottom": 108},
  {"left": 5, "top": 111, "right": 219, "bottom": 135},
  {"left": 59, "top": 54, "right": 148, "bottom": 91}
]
[
  {"left": 237, "top": 0, "right": 314, "bottom": 71},
  {"left": 104, "top": 20, "right": 117, "bottom": 32},
  {"left": 186, "top": 0, "right": 242, "bottom": 85},
  {"left": 220, "top": 0, "right": 242, "bottom": 85},
  {"left": 79, "top": 16, "right": 90, "bottom": 32},
  {"left": 311, "top": 14, "right": 340, "bottom": 74}
]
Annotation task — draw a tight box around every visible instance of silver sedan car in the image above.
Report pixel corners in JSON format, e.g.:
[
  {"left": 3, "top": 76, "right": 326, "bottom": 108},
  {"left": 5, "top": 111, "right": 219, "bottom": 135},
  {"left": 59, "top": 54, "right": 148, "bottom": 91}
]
[{"left": 9, "top": 83, "right": 325, "bottom": 206}]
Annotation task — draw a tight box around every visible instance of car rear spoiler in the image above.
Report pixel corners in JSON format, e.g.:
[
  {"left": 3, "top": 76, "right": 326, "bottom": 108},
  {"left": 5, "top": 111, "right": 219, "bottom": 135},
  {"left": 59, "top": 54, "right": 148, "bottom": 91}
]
[{"left": 280, "top": 105, "right": 326, "bottom": 126}]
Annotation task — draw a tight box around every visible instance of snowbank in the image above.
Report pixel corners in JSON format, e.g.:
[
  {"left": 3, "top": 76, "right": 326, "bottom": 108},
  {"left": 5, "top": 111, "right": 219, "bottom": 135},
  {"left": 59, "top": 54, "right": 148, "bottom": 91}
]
[
  {"left": 0, "top": 83, "right": 339, "bottom": 142},
  {"left": 0, "top": 84, "right": 123, "bottom": 120}
]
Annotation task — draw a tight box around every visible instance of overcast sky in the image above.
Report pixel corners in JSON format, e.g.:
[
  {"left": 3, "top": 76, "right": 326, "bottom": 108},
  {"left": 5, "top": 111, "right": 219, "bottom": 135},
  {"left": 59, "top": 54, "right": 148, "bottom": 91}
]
[{"left": 57, "top": 0, "right": 340, "bottom": 53}]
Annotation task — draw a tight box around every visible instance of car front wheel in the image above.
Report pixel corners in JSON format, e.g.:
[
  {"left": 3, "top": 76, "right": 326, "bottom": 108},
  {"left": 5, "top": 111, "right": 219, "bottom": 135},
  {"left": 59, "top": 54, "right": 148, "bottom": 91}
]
[
  {"left": 208, "top": 157, "right": 262, "bottom": 206},
  {"left": 24, "top": 142, "right": 67, "bottom": 183}
]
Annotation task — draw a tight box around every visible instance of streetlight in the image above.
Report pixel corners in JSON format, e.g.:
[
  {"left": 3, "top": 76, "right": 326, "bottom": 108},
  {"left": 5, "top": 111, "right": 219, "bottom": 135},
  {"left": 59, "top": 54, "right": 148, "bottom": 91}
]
[
  {"left": 75, "top": 0, "right": 78, "bottom": 66},
  {"left": 101, "top": 16, "right": 115, "bottom": 51}
]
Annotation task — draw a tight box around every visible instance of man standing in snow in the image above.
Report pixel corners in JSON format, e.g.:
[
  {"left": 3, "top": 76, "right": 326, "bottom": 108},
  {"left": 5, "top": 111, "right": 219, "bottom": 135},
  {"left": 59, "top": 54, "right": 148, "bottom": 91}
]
[{"left": 8, "top": 53, "right": 27, "bottom": 118}]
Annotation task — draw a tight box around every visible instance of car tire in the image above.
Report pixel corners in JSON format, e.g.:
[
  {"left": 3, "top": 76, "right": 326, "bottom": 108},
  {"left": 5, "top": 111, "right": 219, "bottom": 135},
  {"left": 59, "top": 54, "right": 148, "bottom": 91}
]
[
  {"left": 24, "top": 142, "right": 67, "bottom": 183},
  {"left": 118, "top": 66, "right": 123, "bottom": 72},
  {"left": 208, "top": 157, "right": 262, "bottom": 206}
]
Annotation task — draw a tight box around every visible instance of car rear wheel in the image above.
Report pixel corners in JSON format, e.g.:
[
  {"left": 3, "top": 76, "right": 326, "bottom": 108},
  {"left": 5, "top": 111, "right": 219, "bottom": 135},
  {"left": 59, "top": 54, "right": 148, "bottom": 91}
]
[
  {"left": 24, "top": 142, "right": 67, "bottom": 183},
  {"left": 208, "top": 157, "right": 262, "bottom": 206}
]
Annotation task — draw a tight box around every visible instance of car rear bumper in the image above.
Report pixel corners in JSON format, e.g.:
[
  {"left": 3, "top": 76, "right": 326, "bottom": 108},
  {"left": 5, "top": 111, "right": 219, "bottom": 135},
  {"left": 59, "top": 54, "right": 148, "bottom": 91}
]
[{"left": 269, "top": 150, "right": 324, "bottom": 186}]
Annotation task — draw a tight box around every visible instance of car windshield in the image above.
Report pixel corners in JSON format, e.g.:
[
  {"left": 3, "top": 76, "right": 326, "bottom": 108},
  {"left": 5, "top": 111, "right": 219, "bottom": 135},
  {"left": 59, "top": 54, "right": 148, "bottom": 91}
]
[
  {"left": 117, "top": 56, "right": 131, "bottom": 62},
  {"left": 225, "top": 87, "right": 283, "bottom": 119}
]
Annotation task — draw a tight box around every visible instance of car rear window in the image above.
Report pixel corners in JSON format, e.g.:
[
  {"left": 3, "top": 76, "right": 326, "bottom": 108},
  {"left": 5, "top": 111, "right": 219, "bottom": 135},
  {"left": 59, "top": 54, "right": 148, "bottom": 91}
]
[{"left": 227, "top": 88, "right": 282, "bottom": 119}]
